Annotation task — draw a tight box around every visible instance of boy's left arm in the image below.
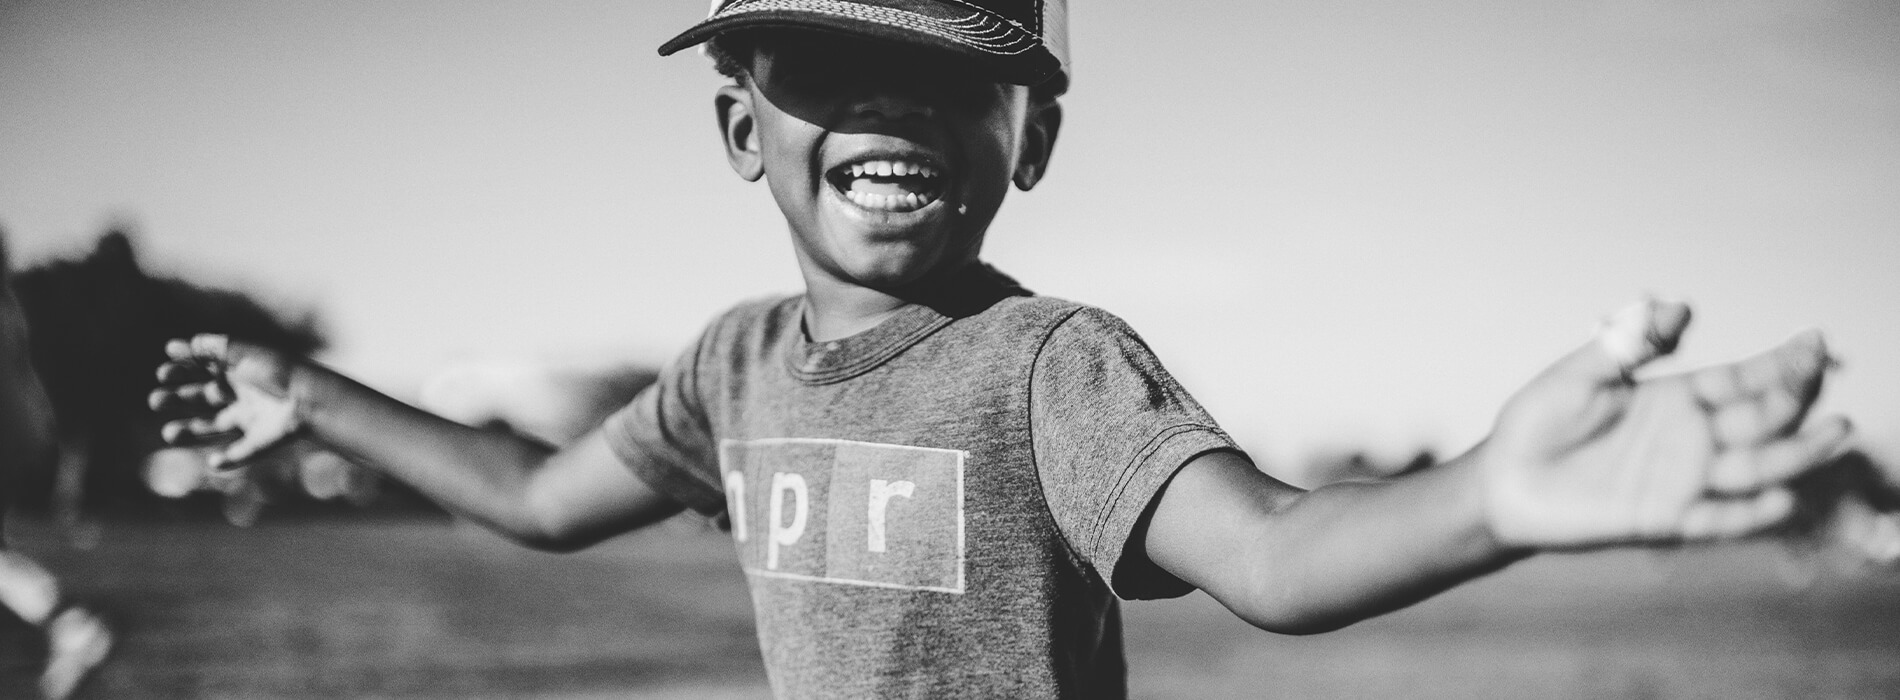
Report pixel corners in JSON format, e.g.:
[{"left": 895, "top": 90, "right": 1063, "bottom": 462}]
[{"left": 1142, "top": 300, "right": 1854, "bottom": 635}]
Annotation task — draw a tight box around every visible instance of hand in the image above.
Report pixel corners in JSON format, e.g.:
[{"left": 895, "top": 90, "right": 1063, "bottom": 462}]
[
  {"left": 149, "top": 334, "right": 304, "bottom": 469},
  {"left": 1480, "top": 299, "right": 1855, "bottom": 548}
]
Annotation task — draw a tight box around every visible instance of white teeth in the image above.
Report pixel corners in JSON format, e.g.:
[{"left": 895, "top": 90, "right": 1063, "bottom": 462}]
[
  {"left": 834, "top": 158, "right": 944, "bottom": 213},
  {"left": 838, "top": 159, "right": 941, "bottom": 180},
  {"left": 843, "top": 188, "right": 938, "bottom": 212}
]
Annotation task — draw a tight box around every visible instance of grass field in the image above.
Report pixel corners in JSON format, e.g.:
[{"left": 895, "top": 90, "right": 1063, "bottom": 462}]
[{"left": 3, "top": 514, "right": 1896, "bottom": 699}]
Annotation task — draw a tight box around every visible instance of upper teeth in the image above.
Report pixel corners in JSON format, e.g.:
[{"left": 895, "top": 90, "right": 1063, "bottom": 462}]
[{"left": 848, "top": 160, "right": 938, "bottom": 179}]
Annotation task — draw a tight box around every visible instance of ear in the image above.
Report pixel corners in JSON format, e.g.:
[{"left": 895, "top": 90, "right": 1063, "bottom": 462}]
[
  {"left": 1013, "top": 100, "right": 1062, "bottom": 191},
  {"left": 715, "top": 84, "right": 764, "bottom": 182}
]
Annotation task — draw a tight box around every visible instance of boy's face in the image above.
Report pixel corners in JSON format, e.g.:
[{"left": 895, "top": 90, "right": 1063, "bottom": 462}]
[{"left": 715, "top": 33, "right": 1059, "bottom": 293}]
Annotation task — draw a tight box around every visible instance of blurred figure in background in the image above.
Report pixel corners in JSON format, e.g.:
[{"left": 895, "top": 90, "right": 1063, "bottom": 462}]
[
  {"left": 0, "top": 232, "right": 111, "bottom": 700},
  {"left": 11, "top": 230, "right": 327, "bottom": 526}
]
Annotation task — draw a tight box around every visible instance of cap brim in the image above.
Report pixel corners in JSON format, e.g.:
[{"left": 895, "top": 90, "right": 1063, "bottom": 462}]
[{"left": 659, "top": 0, "right": 1063, "bottom": 90}]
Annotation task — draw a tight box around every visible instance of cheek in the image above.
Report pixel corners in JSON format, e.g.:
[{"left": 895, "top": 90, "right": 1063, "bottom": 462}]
[
  {"left": 756, "top": 121, "right": 827, "bottom": 202},
  {"left": 959, "top": 128, "right": 1023, "bottom": 204},
  {"left": 962, "top": 102, "right": 1029, "bottom": 190}
]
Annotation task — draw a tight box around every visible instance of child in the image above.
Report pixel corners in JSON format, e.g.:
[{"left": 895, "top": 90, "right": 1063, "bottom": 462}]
[
  {"left": 1, "top": 236, "right": 113, "bottom": 700},
  {"left": 150, "top": 1, "right": 1855, "bottom": 697}
]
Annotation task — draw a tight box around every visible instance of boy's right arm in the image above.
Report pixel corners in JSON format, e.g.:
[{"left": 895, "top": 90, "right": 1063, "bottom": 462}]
[{"left": 151, "top": 335, "right": 683, "bottom": 550}]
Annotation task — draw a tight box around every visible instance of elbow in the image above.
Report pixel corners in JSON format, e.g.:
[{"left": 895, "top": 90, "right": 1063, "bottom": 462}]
[
  {"left": 1218, "top": 571, "right": 1369, "bottom": 637},
  {"left": 510, "top": 530, "right": 589, "bottom": 553},
  {"left": 1224, "top": 591, "right": 1361, "bottom": 636},
  {"left": 464, "top": 515, "right": 580, "bottom": 552},
  {"left": 509, "top": 514, "right": 610, "bottom": 553},
  {"left": 503, "top": 470, "right": 609, "bottom": 553},
  {"left": 1235, "top": 608, "right": 1361, "bottom": 636}
]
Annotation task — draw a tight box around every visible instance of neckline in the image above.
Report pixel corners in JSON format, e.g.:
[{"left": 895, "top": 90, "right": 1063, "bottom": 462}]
[
  {"left": 784, "top": 300, "right": 950, "bottom": 385},
  {"left": 781, "top": 262, "right": 1031, "bottom": 385}
]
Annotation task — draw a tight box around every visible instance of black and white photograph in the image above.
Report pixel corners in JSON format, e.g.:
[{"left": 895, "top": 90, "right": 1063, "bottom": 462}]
[{"left": 1, "top": 1, "right": 1896, "bottom": 698}]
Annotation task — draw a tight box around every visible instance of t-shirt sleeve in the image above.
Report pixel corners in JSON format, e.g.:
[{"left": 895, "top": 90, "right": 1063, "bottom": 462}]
[
  {"left": 601, "top": 327, "right": 727, "bottom": 516},
  {"left": 1031, "top": 307, "right": 1239, "bottom": 600}
]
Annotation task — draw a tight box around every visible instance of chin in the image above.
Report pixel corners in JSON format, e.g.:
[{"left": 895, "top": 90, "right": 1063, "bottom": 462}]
[
  {"left": 839, "top": 246, "right": 952, "bottom": 291},
  {"left": 847, "top": 262, "right": 934, "bottom": 291}
]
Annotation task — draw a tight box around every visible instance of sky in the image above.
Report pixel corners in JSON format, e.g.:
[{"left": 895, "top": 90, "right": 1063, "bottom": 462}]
[{"left": 1, "top": 0, "right": 1895, "bottom": 484}]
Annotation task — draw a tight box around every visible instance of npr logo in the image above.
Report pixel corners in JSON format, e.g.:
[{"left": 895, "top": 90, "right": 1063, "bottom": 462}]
[{"left": 718, "top": 438, "right": 966, "bottom": 594}]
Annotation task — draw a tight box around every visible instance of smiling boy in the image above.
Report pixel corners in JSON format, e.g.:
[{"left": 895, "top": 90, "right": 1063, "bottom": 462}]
[{"left": 150, "top": 1, "right": 1855, "bottom": 698}]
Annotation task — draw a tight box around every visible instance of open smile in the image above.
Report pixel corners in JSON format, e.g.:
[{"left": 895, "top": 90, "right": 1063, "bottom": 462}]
[{"left": 824, "top": 156, "right": 948, "bottom": 213}]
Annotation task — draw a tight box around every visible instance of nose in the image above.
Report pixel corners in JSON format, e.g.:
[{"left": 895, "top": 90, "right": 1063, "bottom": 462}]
[{"left": 851, "top": 84, "right": 935, "bottom": 122}]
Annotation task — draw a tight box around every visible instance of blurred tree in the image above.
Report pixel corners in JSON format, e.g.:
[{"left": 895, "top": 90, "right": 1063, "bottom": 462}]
[{"left": 9, "top": 230, "right": 324, "bottom": 517}]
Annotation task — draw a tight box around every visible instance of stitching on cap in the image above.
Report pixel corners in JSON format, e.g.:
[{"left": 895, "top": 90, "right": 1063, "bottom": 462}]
[
  {"left": 936, "top": 0, "right": 1038, "bottom": 36},
  {"left": 727, "top": 0, "right": 1031, "bottom": 47},
  {"left": 719, "top": 0, "right": 1038, "bottom": 55},
  {"left": 730, "top": 0, "right": 1029, "bottom": 52}
]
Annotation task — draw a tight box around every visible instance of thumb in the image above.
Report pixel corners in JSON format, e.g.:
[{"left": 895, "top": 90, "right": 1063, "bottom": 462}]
[{"left": 1556, "top": 298, "right": 1692, "bottom": 383}]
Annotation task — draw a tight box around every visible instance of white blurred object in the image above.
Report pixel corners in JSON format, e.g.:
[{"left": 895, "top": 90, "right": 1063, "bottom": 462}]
[
  {"left": 143, "top": 447, "right": 211, "bottom": 498},
  {"left": 40, "top": 606, "right": 112, "bottom": 700},
  {"left": 0, "top": 550, "right": 61, "bottom": 624},
  {"left": 0, "top": 553, "right": 113, "bottom": 698},
  {"left": 221, "top": 479, "right": 266, "bottom": 527},
  {"left": 297, "top": 449, "right": 379, "bottom": 506}
]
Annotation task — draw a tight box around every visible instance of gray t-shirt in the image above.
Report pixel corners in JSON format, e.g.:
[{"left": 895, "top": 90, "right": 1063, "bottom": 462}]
[{"left": 605, "top": 266, "right": 1236, "bottom": 699}]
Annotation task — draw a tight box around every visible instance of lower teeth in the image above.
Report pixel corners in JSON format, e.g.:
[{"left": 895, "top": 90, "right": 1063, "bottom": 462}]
[{"left": 844, "top": 189, "right": 935, "bottom": 211}]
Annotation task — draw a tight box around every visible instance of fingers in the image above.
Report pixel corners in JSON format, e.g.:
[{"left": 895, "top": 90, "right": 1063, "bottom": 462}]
[
  {"left": 217, "top": 430, "right": 280, "bottom": 468},
  {"left": 1709, "top": 387, "right": 1805, "bottom": 447},
  {"left": 164, "top": 333, "right": 232, "bottom": 363},
  {"left": 159, "top": 416, "right": 284, "bottom": 470},
  {"left": 159, "top": 417, "right": 242, "bottom": 447},
  {"left": 148, "top": 380, "right": 231, "bottom": 415},
  {"left": 153, "top": 336, "right": 238, "bottom": 414},
  {"left": 1690, "top": 331, "right": 1832, "bottom": 449},
  {"left": 1688, "top": 330, "right": 1830, "bottom": 409},
  {"left": 1706, "top": 416, "right": 1856, "bottom": 493},
  {"left": 1678, "top": 488, "right": 1795, "bottom": 540},
  {"left": 1567, "top": 298, "right": 1693, "bottom": 383},
  {"left": 155, "top": 357, "right": 216, "bottom": 385}
]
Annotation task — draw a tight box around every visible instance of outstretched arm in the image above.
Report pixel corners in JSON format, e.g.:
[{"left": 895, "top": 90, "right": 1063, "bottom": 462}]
[
  {"left": 150, "top": 335, "right": 682, "bottom": 550},
  {"left": 1142, "top": 300, "right": 1854, "bottom": 634}
]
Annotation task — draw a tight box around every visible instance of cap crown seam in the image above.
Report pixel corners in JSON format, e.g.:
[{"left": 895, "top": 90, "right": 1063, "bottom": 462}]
[{"left": 720, "top": 0, "right": 1039, "bottom": 55}]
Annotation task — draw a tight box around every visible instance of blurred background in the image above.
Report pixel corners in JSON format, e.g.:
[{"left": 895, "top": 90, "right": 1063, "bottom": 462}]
[{"left": 1, "top": 0, "right": 1896, "bottom": 698}]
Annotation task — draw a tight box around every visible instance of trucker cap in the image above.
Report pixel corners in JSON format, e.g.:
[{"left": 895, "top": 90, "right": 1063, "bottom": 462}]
[{"left": 659, "top": 0, "right": 1070, "bottom": 95}]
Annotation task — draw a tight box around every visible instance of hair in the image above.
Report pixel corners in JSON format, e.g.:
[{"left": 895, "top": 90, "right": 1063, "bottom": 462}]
[
  {"left": 703, "top": 33, "right": 1060, "bottom": 105},
  {"left": 706, "top": 34, "right": 755, "bottom": 86}
]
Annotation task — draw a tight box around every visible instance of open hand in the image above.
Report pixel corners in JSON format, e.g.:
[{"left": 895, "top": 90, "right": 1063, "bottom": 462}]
[
  {"left": 1481, "top": 299, "right": 1855, "bottom": 548},
  {"left": 149, "top": 334, "right": 303, "bottom": 469}
]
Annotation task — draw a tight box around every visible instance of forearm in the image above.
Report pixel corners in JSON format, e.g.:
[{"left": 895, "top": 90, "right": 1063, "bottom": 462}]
[
  {"left": 286, "top": 361, "right": 566, "bottom": 544},
  {"left": 1149, "top": 449, "right": 1527, "bottom": 634},
  {"left": 1240, "top": 453, "right": 1526, "bottom": 632}
]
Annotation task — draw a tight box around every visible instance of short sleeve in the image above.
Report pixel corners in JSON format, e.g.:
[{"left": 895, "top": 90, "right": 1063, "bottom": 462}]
[
  {"left": 1031, "top": 307, "right": 1238, "bottom": 600},
  {"left": 602, "top": 330, "right": 727, "bottom": 515}
]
